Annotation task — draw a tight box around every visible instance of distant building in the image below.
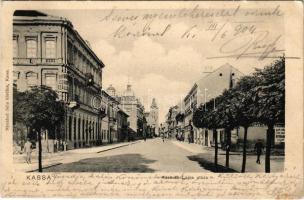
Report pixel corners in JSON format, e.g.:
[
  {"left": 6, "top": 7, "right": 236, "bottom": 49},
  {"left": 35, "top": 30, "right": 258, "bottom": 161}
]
[
  {"left": 145, "top": 98, "right": 159, "bottom": 136},
  {"left": 106, "top": 84, "right": 116, "bottom": 98},
  {"left": 118, "top": 84, "right": 145, "bottom": 137},
  {"left": 166, "top": 105, "right": 179, "bottom": 139},
  {"left": 117, "top": 108, "right": 129, "bottom": 142},
  {"left": 101, "top": 90, "right": 119, "bottom": 144},
  {"left": 13, "top": 10, "right": 104, "bottom": 151}
]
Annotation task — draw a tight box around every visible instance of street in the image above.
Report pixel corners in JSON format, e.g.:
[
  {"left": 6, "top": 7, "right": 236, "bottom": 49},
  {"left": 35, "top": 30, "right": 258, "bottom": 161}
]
[
  {"left": 36, "top": 138, "right": 284, "bottom": 173},
  {"left": 43, "top": 138, "right": 207, "bottom": 172}
]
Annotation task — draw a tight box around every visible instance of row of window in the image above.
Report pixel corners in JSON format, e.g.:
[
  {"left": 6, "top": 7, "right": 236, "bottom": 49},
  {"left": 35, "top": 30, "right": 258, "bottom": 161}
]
[
  {"left": 67, "top": 41, "right": 101, "bottom": 84},
  {"left": 13, "top": 37, "right": 101, "bottom": 86},
  {"left": 14, "top": 71, "right": 58, "bottom": 90},
  {"left": 13, "top": 37, "right": 57, "bottom": 58},
  {"left": 71, "top": 82, "right": 96, "bottom": 105}
]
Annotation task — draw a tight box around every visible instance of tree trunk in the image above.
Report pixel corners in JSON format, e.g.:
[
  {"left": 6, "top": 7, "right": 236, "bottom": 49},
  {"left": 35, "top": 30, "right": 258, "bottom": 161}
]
[
  {"left": 241, "top": 126, "right": 248, "bottom": 173},
  {"left": 265, "top": 124, "right": 274, "bottom": 173},
  {"left": 225, "top": 128, "right": 231, "bottom": 168},
  {"left": 213, "top": 129, "right": 218, "bottom": 172},
  {"left": 37, "top": 129, "right": 42, "bottom": 172}
]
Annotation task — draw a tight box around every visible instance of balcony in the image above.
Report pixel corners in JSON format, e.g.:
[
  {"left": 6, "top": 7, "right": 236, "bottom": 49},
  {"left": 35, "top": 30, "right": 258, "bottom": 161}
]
[
  {"left": 68, "top": 94, "right": 80, "bottom": 109},
  {"left": 85, "top": 73, "right": 94, "bottom": 86},
  {"left": 13, "top": 58, "right": 64, "bottom": 65},
  {"left": 109, "top": 117, "right": 117, "bottom": 123},
  {"left": 99, "top": 106, "right": 107, "bottom": 119}
]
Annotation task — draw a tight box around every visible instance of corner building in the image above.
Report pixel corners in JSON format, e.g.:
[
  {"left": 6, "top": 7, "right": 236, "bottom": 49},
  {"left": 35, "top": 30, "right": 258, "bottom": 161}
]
[{"left": 13, "top": 11, "right": 105, "bottom": 150}]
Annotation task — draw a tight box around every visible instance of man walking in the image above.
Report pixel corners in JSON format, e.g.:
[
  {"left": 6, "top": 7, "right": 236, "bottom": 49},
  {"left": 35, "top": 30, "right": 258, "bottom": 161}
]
[
  {"left": 161, "top": 133, "right": 165, "bottom": 142},
  {"left": 254, "top": 139, "right": 264, "bottom": 164},
  {"left": 24, "top": 138, "right": 32, "bottom": 164}
]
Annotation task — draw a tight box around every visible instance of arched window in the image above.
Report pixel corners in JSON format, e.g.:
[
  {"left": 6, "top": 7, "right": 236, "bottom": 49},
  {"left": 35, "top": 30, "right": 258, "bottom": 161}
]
[
  {"left": 78, "top": 118, "right": 81, "bottom": 141},
  {"left": 74, "top": 117, "right": 77, "bottom": 141},
  {"left": 68, "top": 116, "right": 72, "bottom": 140}
]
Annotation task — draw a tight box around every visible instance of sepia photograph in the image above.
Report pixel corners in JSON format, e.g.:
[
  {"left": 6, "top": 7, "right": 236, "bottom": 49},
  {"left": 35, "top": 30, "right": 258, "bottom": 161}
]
[
  {"left": 1, "top": 1, "right": 303, "bottom": 198},
  {"left": 12, "top": 7, "right": 285, "bottom": 173}
]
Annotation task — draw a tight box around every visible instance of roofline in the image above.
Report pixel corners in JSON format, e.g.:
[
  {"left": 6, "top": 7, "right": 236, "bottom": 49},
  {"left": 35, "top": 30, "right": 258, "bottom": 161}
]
[
  {"left": 198, "top": 63, "right": 244, "bottom": 81},
  {"left": 102, "top": 90, "right": 119, "bottom": 104},
  {"left": 118, "top": 109, "right": 129, "bottom": 117},
  {"left": 13, "top": 13, "right": 105, "bottom": 69},
  {"left": 184, "top": 83, "right": 198, "bottom": 102}
]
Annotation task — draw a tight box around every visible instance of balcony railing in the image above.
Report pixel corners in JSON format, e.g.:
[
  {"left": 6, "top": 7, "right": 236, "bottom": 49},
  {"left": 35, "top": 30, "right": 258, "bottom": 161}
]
[
  {"left": 68, "top": 94, "right": 80, "bottom": 109},
  {"left": 109, "top": 117, "right": 117, "bottom": 123},
  {"left": 13, "top": 58, "right": 64, "bottom": 65}
]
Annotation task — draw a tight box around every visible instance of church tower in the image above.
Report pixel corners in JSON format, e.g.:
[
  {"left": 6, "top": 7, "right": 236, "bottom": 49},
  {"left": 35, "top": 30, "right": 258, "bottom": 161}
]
[{"left": 150, "top": 98, "right": 159, "bottom": 135}]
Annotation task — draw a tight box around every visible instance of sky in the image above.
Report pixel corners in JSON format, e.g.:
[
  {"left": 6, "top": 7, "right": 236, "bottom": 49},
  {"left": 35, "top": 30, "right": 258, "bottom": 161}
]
[{"left": 43, "top": 7, "right": 284, "bottom": 123}]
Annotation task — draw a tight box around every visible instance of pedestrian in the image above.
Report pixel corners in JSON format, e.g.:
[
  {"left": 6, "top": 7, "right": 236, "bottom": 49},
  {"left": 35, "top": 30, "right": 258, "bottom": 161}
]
[
  {"left": 254, "top": 139, "right": 264, "bottom": 164},
  {"left": 24, "top": 138, "right": 32, "bottom": 164},
  {"left": 162, "top": 134, "right": 165, "bottom": 142}
]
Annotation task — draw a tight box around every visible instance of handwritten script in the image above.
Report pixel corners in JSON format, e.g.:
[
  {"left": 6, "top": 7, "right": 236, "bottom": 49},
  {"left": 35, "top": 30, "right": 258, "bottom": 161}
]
[
  {"left": 99, "top": 5, "right": 285, "bottom": 60},
  {"left": 1, "top": 173, "right": 303, "bottom": 198}
]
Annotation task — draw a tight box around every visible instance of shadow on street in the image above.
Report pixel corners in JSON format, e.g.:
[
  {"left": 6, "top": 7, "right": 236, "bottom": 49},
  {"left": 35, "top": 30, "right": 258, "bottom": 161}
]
[
  {"left": 43, "top": 153, "right": 156, "bottom": 172},
  {"left": 187, "top": 154, "right": 238, "bottom": 173}
]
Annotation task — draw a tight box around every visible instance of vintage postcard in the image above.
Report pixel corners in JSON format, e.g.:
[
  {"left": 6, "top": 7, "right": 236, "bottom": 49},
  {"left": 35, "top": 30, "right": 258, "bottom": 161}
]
[{"left": 0, "top": 1, "right": 303, "bottom": 199}]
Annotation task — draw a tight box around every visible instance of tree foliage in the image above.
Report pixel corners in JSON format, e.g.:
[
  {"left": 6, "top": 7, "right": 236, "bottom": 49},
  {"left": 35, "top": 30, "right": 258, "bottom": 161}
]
[
  {"left": 14, "top": 85, "right": 65, "bottom": 131},
  {"left": 193, "top": 57, "right": 285, "bottom": 172}
]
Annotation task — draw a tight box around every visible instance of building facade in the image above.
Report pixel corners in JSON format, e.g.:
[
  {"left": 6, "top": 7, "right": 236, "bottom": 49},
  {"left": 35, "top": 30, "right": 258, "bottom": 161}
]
[
  {"left": 145, "top": 98, "right": 159, "bottom": 137},
  {"left": 118, "top": 84, "right": 145, "bottom": 138},
  {"left": 183, "top": 63, "right": 244, "bottom": 145},
  {"left": 117, "top": 108, "right": 129, "bottom": 142},
  {"left": 13, "top": 10, "right": 105, "bottom": 151},
  {"left": 101, "top": 90, "right": 119, "bottom": 144}
]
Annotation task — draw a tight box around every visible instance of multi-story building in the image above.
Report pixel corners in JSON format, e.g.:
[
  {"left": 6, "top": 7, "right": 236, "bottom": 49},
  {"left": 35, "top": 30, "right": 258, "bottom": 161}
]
[
  {"left": 101, "top": 90, "right": 119, "bottom": 144},
  {"left": 13, "top": 10, "right": 105, "bottom": 151},
  {"left": 117, "top": 108, "right": 129, "bottom": 142},
  {"left": 166, "top": 105, "right": 179, "bottom": 139},
  {"left": 183, "top": 63, "right": 243, "bottom": 145},
  {"left": 144, "top": 98, "right": 159, "bottom": 136},
  {"left": 113, "top": 84, "right": 145, "bottom": 138},
  {"left": 175, "top": 101, "right": 185, "bottom": 141}
]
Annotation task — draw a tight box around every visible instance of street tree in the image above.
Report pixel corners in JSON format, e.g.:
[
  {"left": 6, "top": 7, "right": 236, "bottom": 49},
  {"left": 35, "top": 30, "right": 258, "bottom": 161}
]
[
  {"left": 194, "top": 98, "right": 221, "bottom": 171},
  {"left": 229, "top": 75, "right": 259, "bottom": 172},
  {"left": 216, "top": 90, "right": 237, "bottom": 168},
  {"left": 253, "top": 57, "right": 285, "bottom": 173},
  {"left": 14, "top": 85, "right": 65, "bottom": 172}
]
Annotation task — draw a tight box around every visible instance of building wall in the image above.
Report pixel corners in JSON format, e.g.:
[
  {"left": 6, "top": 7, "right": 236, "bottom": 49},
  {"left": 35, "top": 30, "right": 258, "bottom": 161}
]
[
  {"left": 121, "top": 102, "right": 137, "bottom": 132},
  {"left": 196, "top": 64, "right": 243, "bottom": 105},
  {"left": 13, "top": 13, "right": 104, "bottom": 151},
  {"left": 200, "top": 125, "right": 284, "bottom": 150}
]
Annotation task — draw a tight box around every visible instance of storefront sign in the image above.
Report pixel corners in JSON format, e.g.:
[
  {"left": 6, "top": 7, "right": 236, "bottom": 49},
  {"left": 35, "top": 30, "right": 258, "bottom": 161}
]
[{"left": 275, "top": 127, "right": 285, "bottom": 143}]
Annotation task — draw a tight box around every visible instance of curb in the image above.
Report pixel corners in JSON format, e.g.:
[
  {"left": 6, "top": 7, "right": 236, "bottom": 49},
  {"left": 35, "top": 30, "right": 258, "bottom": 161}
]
[
  {"left": 97, "top": 141, "right": 140, "bottom": 153},
  {"left": 25, "top": 141, "right": 141, "bottom": 172},
  {"left": 27, "top": 162, "right": 63, "bottom": 172}
]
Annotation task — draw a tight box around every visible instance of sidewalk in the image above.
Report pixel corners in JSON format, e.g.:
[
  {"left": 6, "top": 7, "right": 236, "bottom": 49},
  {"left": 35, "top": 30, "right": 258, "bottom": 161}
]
[
  {"left": 13, "top": 141, "right": 140, "bottom": 172},
  {"left": 171, "top": 140, "right": 284, "bottom": 173}
]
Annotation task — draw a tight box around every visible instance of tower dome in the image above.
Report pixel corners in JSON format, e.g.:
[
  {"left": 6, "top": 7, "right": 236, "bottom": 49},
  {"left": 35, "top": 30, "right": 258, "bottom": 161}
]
[
  {"left": 123, "top": 84, "right": 135, "bottom": 97},
  {"left": 106, "top": 84, "right": 116, "bottom": 97}
]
